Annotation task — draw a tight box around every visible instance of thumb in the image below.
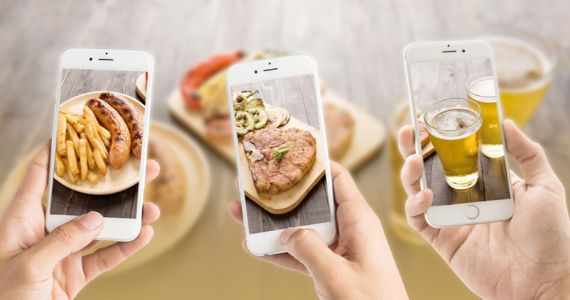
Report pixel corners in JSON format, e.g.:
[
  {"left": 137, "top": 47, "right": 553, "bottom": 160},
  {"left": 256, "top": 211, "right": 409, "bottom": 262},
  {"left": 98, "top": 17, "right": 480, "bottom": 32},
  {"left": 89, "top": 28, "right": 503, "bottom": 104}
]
[
  {"left": 280, "top": 228, "right": 338, "bottom": 278},
  {"left": 504, "top": 119, "right": 553, "bottom": 185},
  {"left": 25, "top": 212, "right": 104, "bottom": 272}
]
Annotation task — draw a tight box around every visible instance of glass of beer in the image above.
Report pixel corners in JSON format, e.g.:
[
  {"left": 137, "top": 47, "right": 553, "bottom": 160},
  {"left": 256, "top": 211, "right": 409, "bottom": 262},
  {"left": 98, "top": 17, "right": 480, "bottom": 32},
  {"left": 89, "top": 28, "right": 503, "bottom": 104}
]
[
  {"left": 424, "top": 98, "right": 482, "bottom": 190},
  {"left": 483, "top": 28, "right": 557, "bottom": 127},
  {"left": 467, "top": 76, "right": 504, "bottom": 158}
]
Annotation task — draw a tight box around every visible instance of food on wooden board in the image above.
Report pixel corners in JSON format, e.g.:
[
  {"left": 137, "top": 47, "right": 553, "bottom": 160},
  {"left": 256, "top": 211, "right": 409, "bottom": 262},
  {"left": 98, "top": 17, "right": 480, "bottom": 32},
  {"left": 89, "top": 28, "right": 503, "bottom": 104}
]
[
  {"left": 324, "top": 102, "right": 354, "bottom": 160},
  {"left": 180, "top": 50, "right": 244, "bottom": 110},
  {"left": 243, "top": 127, "right": 316, "bottom": 194}
]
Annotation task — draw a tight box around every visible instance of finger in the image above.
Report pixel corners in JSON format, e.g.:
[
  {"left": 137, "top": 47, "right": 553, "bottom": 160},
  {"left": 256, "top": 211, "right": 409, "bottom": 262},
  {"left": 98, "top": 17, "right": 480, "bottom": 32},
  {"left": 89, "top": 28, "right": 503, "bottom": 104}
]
[
  {"left": 400, "top": 154, "right": 424, "bottom": 195},
  {"left": 398, "top": 125, "right": 416, "bottom": 158},
  {"left": 330, "top": 162, "right": 367, "bottom": 207},
  {"left": 142, "top": 202, "right": 160, "bottom": 225},
  {"left": 404, "top": 189, "right": 439, "bottom": 241},
  {"left": 12, "top": 141, "right": 50, "bottom": 210},
  {"left": 82, "top": 225, "right": 154, "bottom": 282},
  {"left": 145, "top": 159, "right": 160, "bottom": 183},
  {"left": 503, "top": 120, "right": 553, "bottom": 186},
  {"left": 228, "top": 201, "right": 243, "bottom": 224},
  {"left": 280, "top": 228, "right": 340, "bottom": 278},
  {"left": 23, "top": 211, "right": 104, "bottom": 272},
  {"left": 241, "top": 240, "right": 308, "bottom": 274}
]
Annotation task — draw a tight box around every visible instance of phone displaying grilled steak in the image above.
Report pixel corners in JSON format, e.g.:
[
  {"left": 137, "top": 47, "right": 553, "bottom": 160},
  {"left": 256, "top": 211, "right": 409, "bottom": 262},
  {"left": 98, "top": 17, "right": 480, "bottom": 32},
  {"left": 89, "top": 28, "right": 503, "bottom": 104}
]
[{"left": 243, "top": 127, "right": 316, "bottom": 194}]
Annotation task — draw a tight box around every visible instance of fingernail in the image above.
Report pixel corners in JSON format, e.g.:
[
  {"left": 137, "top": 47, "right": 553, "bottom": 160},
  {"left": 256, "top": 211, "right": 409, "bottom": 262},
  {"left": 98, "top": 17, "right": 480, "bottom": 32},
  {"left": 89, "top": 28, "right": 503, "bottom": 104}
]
[
  {"left": 280, "top": 228, "right": 297, "bottom": 245},
  {"left": 78, "top": 211, "right": 103, "bottom": 230}
]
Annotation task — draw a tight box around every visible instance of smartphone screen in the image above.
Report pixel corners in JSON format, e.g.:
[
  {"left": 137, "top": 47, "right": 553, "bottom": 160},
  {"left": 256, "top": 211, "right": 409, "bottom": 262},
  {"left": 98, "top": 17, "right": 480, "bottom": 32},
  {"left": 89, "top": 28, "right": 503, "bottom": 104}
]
[
  {"left": 407, "top": 54, "right": 510, "bottom": 206},
  {"left": 49, "top": 69, "right": 148, "bottom": 218},
  {"left": 229, "top": 74, "right": 333, "bottom": 234}
]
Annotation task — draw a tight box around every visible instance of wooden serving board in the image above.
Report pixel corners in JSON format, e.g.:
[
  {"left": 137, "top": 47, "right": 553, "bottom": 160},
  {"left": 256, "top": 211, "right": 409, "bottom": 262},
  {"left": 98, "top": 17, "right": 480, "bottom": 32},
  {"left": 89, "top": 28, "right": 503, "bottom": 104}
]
[
  {"left": 168, "top": 90, "right": 236, "bottom": 161},
  {"left": 239, "top": 117, "right": 326, "bottom": 214},
  {"left": 168, "top": 88, "right": 386, "bottom": 172},
  {"left": 321, "top": 91, "right": 386, "bottom": 170}
]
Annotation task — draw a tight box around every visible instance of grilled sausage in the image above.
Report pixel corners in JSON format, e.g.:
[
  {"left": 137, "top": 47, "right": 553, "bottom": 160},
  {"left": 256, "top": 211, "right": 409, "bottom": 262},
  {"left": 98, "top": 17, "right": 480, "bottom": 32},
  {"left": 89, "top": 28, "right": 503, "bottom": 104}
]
[
  {"left": 86, "top": 99, "right": 131, "bottom": 169},
  {"left": 100, "top": 92, "right": 144, "bottom": 158}
]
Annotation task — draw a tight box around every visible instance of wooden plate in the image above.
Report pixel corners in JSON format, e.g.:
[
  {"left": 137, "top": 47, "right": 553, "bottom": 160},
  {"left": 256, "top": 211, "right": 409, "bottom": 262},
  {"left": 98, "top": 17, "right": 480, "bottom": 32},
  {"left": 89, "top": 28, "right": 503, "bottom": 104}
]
[
  {"left": 239, "top": 117, "right": 326, "bottom": 214},
  {"left": 168, "top": 90, "right": 235, "bottom": 162},
  {"left": 322, "top": 90, "right": 386, "bottom": 170},
  {"left": 56, "top": 91, "right": 144, "bottom": 195},
  {"left": 136, "top": 73, "right": 147, "bottom": 101},
  {"left": 0, "top": 122, "right": 211, "bottom": 276},
  {"left": 168, "top": 88, "right": 385, "bottom": 172}
]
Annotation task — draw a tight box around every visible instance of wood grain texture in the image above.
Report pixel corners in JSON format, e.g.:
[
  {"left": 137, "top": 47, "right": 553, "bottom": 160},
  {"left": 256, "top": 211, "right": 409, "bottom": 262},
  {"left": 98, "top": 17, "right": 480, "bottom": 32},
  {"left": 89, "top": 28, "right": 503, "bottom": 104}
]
[
  {"left": 0, "top": 1, "right": 569, "bottom": 299},
  {"left": 232, "top": 75, "right": 331, "bottom": 233},
  {"left": 50, "top": 69, "right": 143, "bottom": 218}
]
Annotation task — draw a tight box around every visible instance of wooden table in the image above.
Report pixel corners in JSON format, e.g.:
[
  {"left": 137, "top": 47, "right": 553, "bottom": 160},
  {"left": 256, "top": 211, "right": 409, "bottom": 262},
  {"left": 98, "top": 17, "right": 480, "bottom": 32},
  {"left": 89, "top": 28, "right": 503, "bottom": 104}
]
[
  {"left": 1, "top": 1, "right": 569, "bottom": 299},
  {"left": 51, "top": 69, "right": 142, "bottom": 218}
]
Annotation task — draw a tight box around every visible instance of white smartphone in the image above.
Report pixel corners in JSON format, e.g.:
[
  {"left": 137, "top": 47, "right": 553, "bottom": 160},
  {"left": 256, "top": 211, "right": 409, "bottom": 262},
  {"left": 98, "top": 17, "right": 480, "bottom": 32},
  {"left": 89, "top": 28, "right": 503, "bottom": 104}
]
[
  {"left": 46, "top": 48, "right": 154, "bottom": 241},
  {"left": 403, "top": 40, "right": 514, "bottom": 227},
  {"left": 226, "top": 55, "right": 337, "bottom": 255}
]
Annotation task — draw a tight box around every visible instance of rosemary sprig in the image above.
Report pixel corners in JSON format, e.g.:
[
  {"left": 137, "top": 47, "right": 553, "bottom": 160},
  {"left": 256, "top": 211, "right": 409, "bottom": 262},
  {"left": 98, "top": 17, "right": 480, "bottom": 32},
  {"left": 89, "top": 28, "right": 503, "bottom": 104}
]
[{"left": 273, "top": 145, "right": 291, "bottom": 161}]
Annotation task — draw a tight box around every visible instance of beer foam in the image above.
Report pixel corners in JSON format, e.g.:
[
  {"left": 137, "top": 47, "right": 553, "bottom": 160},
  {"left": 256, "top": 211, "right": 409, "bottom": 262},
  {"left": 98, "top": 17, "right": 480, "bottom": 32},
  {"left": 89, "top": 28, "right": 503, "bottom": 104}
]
[
  {"left": 468, "top": 77, "right": 496, "bottom": 103},
  {"left": 488, "top": 36, "right": 550, "bottom": 90},
  {"left": 427, "top": 108, "right": 481, "bottom": 140}
]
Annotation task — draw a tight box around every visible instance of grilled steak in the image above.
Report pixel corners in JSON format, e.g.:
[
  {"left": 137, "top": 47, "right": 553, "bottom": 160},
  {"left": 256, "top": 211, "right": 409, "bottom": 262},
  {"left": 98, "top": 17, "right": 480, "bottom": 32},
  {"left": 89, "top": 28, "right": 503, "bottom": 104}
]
[{"left": 243, "top": 127, "right": 316, "bottom": 194}]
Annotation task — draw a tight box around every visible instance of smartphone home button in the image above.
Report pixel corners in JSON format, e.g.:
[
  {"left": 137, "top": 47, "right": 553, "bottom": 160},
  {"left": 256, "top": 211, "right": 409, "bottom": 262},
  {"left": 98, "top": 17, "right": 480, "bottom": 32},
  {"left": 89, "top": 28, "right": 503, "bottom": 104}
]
[{"left": 465, "top": 205, "right": 479, "bottom": 220}]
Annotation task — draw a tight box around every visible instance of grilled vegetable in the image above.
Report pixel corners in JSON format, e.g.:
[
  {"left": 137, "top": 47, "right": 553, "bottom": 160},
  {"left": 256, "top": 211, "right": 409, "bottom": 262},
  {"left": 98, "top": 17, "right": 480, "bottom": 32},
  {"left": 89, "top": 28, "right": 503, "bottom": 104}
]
[
  {"left": 233, "top": 90, "right": 258, "bottom": 111},
  {"left": 235, "top": 111, "right": 254, "bottom": 136},
  {"left": 248, "top": 107, "right": 268, "bottom": 129}
]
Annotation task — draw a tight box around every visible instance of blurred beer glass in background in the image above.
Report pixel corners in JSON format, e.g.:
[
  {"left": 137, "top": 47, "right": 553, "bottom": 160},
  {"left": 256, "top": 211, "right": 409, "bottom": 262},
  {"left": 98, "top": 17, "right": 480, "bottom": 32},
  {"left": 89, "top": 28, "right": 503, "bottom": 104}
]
[
  {"left": 467, "top": 77, "right": 504, "bottom": 158},
  {"left": 389, "top": 100, "right": 425, "bottom": 245},
  {"left": 424, "top": 98, "right": 482, "bottom": 190},
  {"left": 483, "top": 27, "right": 557, "bottom": 127}
]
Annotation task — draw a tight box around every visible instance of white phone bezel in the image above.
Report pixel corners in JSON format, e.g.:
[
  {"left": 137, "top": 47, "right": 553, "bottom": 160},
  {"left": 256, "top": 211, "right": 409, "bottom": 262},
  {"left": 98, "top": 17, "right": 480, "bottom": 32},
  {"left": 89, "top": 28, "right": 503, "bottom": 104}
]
[
  {"left": 226, "top": 55, "right": 337, "bottom": 256},
  {"left": 403, "top": 40, "right": 514, "bottom": 228},
  {"left": 46, "top": 48, "right": 154, "bottom": 242}
]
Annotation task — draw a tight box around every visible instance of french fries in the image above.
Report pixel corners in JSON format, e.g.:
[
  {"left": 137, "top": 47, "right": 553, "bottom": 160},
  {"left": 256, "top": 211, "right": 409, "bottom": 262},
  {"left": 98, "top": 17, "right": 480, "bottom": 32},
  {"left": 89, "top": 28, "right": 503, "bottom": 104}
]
[
  {"left": 55, "top": 103, "right": 115, "bottom": 185},
  {"left": 57, "top": 114, "right": 67, "bottom": 157},
  {"left": 66, "top": 141, "right": 79, "bottom": 182},
  {"left": 55, "top": 155, "right": 65, "bottom": 177},
  {"left": 79, "top": 138, "right": 88, "bottom": 180},
  {"left": 93, "top": 148, "right": 107, "bottom": 176}
]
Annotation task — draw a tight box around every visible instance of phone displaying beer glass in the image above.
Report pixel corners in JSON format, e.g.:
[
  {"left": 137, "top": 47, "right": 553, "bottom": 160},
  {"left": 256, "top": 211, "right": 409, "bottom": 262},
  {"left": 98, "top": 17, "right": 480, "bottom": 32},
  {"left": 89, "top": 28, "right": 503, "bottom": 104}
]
[
  {"left": 226, "top": 55, "right": 337, "bottom": 255},
  {"left": 46, "top": 49, "right": 154, "bottom": 241},
  {"left": 404, "top": 41, "right": 513, "bottom": 227}
]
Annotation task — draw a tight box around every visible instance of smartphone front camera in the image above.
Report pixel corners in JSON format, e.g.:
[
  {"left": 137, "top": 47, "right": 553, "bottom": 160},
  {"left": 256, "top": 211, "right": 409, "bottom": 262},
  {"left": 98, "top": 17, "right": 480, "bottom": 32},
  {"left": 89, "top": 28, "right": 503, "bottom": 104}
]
[
  {"left": 254, "top": 70, "right": 258, "bottom": 74},
  {"left": 89, "top": 57, "right": 93, "bottom": 61},
  {"left": 462, "top": 49, "right": 466, "bottom": 53}
]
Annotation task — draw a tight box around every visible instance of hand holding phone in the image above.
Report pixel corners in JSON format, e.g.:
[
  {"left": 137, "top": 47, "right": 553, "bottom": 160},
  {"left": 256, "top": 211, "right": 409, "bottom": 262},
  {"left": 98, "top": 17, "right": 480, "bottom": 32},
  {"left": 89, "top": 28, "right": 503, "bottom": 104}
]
[
  {"left": 404, "top": 41, "right": 514, "bottom": 226},
  {"left": 226, "top": 55, "right": 337, "bottom": 255},
  {"left": 0, "top": 143, "right": 160, "bottom": 300},
  {"left": 398, "top": 120, "right": 570, "bottom": 299},
  {"left": 228, "top": 162, "right": 408, "bottom": 299},
  {"left": 46, "top": 49, "right": 155, "bottom": 241}
]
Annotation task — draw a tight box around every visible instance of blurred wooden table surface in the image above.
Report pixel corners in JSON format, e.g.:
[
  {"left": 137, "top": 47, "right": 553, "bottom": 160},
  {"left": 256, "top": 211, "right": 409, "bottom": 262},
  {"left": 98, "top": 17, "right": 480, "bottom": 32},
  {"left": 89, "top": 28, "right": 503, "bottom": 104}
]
[{"left": 1, "top": 1, "right": 569, "bottom": 299}]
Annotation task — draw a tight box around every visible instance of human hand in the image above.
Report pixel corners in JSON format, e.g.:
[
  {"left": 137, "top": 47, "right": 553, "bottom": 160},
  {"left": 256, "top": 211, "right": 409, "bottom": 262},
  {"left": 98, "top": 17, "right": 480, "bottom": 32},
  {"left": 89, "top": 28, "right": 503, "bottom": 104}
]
[
  {"left": 229, "top": 162, "right": 408, "bottom": 300},
  {"left": 0, "top": 142, "right": 161, "bottom": 300},
  {"left": 398, "top": 120, "right": 570, "bottom": 299}
]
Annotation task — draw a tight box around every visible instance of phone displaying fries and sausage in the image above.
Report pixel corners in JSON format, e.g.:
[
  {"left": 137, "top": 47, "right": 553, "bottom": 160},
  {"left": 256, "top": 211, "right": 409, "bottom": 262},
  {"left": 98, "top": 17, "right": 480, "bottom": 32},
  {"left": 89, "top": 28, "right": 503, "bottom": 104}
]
[{"left": 46, "top": 49, "right": 154, "bottom": 241}]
